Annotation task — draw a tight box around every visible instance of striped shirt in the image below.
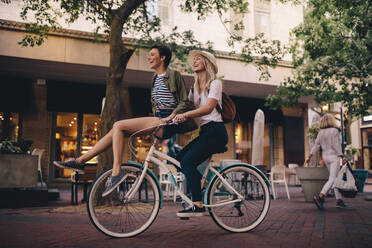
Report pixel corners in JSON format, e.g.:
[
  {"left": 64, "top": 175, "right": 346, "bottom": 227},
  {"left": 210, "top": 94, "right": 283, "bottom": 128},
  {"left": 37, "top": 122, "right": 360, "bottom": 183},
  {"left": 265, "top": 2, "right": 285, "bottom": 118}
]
[{"left": 152, "top": 74, "right": 177, "bottom": 109}]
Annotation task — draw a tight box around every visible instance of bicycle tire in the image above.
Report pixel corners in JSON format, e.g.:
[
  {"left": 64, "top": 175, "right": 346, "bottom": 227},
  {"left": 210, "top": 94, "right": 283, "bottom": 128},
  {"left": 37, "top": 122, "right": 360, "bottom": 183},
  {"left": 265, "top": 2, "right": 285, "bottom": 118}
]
[
  {"left": 87, "top": 164, "right": 161, "bottom": 238},
  {"left": 207, "top": 165, "right": 270, "bottom": 233}
]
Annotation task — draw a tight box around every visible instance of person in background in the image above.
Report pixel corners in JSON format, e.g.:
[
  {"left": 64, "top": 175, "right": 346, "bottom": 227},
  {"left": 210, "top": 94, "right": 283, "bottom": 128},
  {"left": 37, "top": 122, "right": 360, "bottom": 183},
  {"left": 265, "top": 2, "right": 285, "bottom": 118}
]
[{"left": 306, "top": 113, "right": 348, "bottom": 209}]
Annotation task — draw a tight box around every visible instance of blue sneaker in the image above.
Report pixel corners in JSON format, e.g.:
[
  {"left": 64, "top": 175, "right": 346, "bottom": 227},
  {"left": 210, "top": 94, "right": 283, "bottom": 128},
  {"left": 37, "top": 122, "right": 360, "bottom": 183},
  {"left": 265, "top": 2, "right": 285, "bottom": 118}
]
[
  {"left": 102, "top": 170, "right": 126, "bottom": 197},
  {"left": 54, "top": 159, "right": 84, "bottom": 173}
]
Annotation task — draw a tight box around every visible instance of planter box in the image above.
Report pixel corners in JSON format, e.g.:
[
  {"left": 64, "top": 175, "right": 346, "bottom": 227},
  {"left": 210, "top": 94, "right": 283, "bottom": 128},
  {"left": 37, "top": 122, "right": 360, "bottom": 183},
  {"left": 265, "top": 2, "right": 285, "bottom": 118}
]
[
  {"left": 0, "top": 154, "right": 38, "bottom": 188},
  {"left": 353, "top": 169, "right": 369, "bottom": 192},
  {"left": 296, "top": 167, "right": 329, "bottom": 202}
]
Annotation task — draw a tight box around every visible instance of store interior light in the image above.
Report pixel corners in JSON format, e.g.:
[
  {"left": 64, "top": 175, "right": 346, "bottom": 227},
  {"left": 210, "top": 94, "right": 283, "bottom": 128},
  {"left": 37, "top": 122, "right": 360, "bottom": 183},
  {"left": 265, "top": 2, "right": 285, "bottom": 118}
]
[{"left": 321, "top": 104, "right": 329, "bottom": 112}]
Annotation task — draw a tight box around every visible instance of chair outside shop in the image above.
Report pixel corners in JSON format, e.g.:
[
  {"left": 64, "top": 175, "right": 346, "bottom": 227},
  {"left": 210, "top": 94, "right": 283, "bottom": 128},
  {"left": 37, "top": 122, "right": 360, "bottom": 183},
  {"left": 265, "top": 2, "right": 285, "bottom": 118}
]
[
  {"left": 270, "top": 165, "right": 291, "bottom": 200},
  {"left": 31, "top": 148, "right": 46, "bottom": 188}
]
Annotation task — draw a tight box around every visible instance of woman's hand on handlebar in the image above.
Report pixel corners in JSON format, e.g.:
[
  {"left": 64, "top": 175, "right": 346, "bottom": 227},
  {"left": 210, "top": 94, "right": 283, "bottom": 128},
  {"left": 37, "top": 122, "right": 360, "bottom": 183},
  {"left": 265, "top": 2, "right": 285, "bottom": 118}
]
[
  {"left": 172, "top": 113, "right": 187, "bottom": 124},
  {"left": 160, "top": 113, "right": 175, "bottom": 125}
]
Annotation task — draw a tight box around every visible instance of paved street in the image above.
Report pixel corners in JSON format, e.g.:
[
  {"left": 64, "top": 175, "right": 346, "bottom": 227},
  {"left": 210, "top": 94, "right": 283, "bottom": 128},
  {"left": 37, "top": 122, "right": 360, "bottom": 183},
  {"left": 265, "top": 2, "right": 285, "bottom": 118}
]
[{"left": 1, "top": 182, "right": 372, "bottom": 248}]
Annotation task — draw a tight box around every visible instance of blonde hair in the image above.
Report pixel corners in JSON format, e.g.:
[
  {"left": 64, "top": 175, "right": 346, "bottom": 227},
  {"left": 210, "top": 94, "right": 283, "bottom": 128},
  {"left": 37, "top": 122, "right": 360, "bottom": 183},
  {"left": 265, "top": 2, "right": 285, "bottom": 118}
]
[
  {"left": 194, "top": 56, "right": 217, "bottom": 94},
  {"left": 319, "top": 113, "right": 338, "bottom": 129}
]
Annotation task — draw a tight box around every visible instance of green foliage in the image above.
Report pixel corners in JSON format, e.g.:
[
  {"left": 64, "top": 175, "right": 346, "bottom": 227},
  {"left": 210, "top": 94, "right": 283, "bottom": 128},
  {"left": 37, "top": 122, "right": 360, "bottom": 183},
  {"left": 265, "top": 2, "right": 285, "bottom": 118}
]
[
  {"left": 307, "top": 123, "right": 320, "bottom": 140},
  {"left": 345, "top": 144, "right": 360, "bottom": 159},
  {"left": 0, "top": 138, "right": 33, "bottom": 154},
  {"left": 266, "top": 0, "right": 372, "bottom": 121}
]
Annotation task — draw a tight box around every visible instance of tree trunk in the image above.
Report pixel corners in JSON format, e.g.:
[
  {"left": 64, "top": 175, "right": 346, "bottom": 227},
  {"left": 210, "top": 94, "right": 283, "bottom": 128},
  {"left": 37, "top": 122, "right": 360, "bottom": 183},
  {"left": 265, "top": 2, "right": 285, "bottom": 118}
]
[{"left": 97, "top": 14, "right": 134, "bottom": 175}]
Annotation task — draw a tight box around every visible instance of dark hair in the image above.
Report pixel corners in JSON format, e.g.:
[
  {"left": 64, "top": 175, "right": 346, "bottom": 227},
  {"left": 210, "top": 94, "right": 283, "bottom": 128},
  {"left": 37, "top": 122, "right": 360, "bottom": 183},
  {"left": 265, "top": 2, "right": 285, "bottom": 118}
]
[{"left": 150, "top": 45, "right": 172, "bottom": 68}]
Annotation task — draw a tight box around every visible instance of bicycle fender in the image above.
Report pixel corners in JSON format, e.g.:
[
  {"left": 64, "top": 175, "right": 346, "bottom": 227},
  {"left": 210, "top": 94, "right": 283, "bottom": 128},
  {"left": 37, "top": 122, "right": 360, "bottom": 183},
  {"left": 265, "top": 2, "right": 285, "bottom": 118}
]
[
  {"left": 126, "top": 160, "right": 163, "bottom": 209},
  {"left": 202, "top": 163, "right": 271, "bottom": 205}
]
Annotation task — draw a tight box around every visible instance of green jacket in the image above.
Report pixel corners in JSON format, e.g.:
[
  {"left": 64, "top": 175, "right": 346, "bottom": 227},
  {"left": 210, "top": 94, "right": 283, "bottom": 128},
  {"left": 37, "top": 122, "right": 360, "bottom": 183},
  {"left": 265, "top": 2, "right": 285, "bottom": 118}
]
[{"left": 151, "top": 68, "right": 198, "bottom": 133}]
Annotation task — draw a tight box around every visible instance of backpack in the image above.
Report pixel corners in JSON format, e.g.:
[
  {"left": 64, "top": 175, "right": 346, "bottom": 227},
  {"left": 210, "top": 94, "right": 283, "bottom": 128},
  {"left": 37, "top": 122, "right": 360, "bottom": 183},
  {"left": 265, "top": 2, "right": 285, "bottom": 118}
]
[
  {"left": 192, "top": 86, "right": 236, "bottom": 123},
  {"left": 216, "top": 92, "right": 236, "bottom": 123}
]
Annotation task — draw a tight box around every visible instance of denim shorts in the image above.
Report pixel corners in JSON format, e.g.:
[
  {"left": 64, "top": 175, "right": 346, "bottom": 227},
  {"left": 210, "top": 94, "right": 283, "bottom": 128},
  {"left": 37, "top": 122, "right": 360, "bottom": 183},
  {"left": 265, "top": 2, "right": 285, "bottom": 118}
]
[{"left": 155, "top": 109, "right": 179, "bottom": 139}]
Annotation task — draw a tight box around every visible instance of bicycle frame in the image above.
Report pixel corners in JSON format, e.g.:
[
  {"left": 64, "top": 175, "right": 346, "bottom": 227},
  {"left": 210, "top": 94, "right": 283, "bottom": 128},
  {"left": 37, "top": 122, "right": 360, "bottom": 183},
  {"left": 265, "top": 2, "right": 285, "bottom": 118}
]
[{"left": 124, "top": 136, "right": 245, "bottom": 208}]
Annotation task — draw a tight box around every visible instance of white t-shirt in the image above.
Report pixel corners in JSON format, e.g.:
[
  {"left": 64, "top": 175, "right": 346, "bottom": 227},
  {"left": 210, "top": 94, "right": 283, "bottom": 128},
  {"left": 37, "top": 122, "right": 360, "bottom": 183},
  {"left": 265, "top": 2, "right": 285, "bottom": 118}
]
[{"left": 188, "top": 79, "right": 223, "bottom": 126}]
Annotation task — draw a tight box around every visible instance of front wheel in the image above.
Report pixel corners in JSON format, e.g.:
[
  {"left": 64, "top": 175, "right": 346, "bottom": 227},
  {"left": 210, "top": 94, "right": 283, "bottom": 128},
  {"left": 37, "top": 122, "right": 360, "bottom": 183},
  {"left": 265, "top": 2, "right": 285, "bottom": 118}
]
[
  {"left": 207, "top": 165, "right": 270, "bottom": 233},
  {"left": 87, "top": 164, "right": 161, "bottom": 238}
]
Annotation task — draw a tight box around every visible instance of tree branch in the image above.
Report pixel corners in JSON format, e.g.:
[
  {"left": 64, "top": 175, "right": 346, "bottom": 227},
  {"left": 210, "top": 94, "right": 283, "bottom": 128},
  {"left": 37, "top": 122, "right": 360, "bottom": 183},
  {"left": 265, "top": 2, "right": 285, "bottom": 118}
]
[
  {"left": 117, "top": 0, "right": 146, "bottom": 22},
  {"left": 87, "top": 0, "right": 113, "bottom": 18}
]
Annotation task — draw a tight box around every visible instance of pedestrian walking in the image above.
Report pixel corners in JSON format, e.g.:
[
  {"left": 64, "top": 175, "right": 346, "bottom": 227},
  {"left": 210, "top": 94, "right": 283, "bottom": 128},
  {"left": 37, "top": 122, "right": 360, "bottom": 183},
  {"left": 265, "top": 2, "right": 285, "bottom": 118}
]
[{"left": 306, "top": 113, "right": 348, "bottom": 209}]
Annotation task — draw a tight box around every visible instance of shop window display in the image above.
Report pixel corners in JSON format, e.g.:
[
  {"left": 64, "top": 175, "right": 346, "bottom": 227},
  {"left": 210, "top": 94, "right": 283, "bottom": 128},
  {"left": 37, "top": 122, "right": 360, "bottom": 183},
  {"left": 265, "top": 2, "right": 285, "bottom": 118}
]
[
  {"left": 81, "top": 114, "right": 100, "bottom": 164},
  {"left": 362, "top": 128, "right": 372, "bottom": 170},
  {"left": 55, "top": 113, "right": 78, "bottom": 178},
  {"left": 234, "top": 121, "right": 284, "bottom": 168},
  {"left": 0, "top": 112, "right": 19, "bottom": 142},
  {"left": 54, "top": 112, "right": 101, "bottom": 178}
]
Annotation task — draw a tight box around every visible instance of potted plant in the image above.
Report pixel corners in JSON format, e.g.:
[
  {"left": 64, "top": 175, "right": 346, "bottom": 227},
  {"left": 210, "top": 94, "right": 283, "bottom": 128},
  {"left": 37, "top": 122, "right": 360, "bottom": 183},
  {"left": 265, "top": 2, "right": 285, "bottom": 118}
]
[
  {"left": 295, "top": 122, "right": 329, "bottom": 202},
  {"left": 345, "top": 144, "right": 368, "bottom": 193},
  {"left": 0, "top": 139, "right": 38, "bottom": 188}
]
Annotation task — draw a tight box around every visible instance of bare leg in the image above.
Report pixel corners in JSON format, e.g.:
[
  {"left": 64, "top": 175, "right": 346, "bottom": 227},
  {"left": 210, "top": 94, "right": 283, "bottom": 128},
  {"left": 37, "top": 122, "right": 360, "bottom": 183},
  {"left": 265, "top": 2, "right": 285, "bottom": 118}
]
[
  {"left": 73, "top": 115, "right": 163, "bottom": 176},
  {"left": 76, "top": 129, "right": 114, "bottom": 164},
  {"left": 111, "top": 116, "right": 163, "bottom": 176}
]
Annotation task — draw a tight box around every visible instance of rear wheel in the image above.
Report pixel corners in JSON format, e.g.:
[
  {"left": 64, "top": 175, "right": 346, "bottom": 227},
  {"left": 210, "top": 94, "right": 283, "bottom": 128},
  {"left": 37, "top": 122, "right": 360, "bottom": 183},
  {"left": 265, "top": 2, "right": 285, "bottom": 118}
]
[
  {"left": 87, "top": 164, "right": 160, "bottom": 238},
  {"left": 207, "top": 165, "right": 270, "bottom": 232}
]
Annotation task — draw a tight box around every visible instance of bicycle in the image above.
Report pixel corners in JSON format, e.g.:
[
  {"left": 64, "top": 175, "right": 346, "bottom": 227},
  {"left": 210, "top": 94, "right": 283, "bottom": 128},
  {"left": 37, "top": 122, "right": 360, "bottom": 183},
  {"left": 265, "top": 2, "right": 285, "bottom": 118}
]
[{"left": 87, "top": 124, "right": 271, "bottom": 238}]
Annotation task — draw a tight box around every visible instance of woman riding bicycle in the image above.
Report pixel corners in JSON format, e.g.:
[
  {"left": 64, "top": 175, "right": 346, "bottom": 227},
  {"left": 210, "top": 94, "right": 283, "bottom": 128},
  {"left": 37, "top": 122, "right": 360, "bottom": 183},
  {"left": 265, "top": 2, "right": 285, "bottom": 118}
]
[
  {"left": 54, "top": 45, "right": 197, "bottom": 196},
  {"left": 172, "top": 50, "right": 228, "bottom": 217}
]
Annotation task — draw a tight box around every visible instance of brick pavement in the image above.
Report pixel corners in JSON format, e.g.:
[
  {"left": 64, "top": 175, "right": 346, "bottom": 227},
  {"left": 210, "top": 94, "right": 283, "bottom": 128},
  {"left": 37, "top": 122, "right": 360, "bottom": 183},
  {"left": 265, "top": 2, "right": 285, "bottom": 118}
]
[{"left": 1, "top": 182, "right": 372, "bottom": 248}]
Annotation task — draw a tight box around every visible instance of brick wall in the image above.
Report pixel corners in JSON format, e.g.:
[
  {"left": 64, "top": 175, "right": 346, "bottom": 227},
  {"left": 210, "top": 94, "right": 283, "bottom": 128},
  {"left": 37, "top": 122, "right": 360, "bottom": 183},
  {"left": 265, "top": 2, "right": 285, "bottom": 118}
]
[{"left": 22, "top": 81, "right": 52, "bottom": 184}]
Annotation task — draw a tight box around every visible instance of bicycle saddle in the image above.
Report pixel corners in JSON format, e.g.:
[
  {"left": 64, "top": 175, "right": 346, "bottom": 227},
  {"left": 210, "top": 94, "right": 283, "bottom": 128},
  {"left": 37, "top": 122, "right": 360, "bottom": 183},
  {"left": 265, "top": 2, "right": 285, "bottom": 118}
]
[{"left": 215, "top": 146, "right": 228, "bottom": 154}]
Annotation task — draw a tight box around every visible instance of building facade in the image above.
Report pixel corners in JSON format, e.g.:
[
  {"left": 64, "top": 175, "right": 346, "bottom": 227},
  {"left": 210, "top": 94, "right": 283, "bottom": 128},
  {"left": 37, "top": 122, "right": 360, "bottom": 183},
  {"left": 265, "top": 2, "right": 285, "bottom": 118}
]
[{"left": 0, "top": 0, "right": 322, "bottom": 186}]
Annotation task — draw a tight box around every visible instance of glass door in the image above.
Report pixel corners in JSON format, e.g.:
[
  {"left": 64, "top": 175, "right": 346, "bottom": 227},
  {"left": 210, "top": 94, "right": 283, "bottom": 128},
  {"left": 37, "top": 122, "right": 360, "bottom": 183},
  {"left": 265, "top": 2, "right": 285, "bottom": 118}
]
[
  {"left": 55, "top": 113, "right": 78, "bottom": 178},
  {"left": 81, "top": 114, "right": 101, "bottom": 164},
  {"left": 52, "top": 112, "right": 101, "bottom": 180}
]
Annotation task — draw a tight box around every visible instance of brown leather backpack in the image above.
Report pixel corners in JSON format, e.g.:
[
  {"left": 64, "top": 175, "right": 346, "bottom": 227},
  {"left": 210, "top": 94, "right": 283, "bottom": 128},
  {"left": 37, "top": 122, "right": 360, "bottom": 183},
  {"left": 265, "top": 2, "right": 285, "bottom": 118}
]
[{"left": 216, "top": 92, "right": 236, "bottom": 123}]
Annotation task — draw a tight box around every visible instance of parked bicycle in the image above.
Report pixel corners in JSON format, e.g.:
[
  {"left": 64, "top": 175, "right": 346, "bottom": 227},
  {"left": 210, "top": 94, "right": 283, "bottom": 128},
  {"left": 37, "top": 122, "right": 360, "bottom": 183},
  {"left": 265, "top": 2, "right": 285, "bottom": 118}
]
[{"left": 87, "top": 124, "right": 271, "bottom": 238}]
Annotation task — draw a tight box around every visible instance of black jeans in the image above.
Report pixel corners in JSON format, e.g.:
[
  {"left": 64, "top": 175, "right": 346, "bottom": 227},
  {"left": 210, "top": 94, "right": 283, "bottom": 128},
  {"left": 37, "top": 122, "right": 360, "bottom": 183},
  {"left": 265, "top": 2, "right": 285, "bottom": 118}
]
[{"left": 176, "top": 121, "right": 228, "bottom": 202}]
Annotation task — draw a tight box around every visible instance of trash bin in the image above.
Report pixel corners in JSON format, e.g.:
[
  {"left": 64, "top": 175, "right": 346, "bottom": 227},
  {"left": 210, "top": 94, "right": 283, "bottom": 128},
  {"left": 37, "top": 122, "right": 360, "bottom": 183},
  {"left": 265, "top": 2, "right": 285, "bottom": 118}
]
[{"left": 353, "top": 170, "right": 369, "bottom": 192}]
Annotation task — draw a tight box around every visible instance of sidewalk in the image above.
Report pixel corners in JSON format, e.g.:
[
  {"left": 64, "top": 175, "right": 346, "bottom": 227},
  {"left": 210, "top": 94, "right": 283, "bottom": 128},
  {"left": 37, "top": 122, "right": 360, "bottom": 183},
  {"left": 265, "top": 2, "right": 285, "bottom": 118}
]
[{"left": 0, "top": 182, "right": 372, "bottom": 248}]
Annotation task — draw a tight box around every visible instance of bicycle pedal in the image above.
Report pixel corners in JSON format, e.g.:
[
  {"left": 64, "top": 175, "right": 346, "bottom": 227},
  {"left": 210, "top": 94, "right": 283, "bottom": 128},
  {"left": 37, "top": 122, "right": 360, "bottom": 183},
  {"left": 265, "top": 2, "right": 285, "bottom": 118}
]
[{"left": 179, "top": 217, "right": 189, "bottom": 220}]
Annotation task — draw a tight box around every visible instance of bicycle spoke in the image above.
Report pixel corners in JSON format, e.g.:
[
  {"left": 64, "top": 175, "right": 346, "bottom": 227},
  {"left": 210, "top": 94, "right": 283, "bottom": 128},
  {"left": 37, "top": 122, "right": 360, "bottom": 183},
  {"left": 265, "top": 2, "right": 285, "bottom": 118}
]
[
  {"left": 87, "top": 165, "right": 160, "bottom": 238},
  {"left": 208, "top": 165, "right": 270, "bottom": 232}
]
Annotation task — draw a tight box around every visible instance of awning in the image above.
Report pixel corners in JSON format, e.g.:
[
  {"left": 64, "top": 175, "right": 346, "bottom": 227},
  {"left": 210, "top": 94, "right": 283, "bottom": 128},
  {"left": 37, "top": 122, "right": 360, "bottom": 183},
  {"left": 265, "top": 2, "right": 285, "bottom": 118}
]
[
  {"left": 47, "top": 81, "right": 106, "bottom": 114},
  {"left": 0, "top": 76, "right": 31, "bottom": 112}
]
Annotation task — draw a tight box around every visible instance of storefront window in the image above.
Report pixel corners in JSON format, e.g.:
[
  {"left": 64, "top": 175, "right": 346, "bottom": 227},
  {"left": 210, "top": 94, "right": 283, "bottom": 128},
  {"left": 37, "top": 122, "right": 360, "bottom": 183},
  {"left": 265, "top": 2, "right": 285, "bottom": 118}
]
[
  {"left": 55, "top": 113, "right": 78, "bottom": 178},
  {"left": 81, "top": 114, "right": 100, "bottom": 164},
  {"left": 235, "top": 121, "right": 284, "bottom": 169},
  {"left": 235, "top": 122, "right": 252, "bottom": 163},
  {"left": 362, "top": 128, "right": 372, "bottom": 170},
  {"left": 0, "top": 112, "right": 19, "bottom": 142}
]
